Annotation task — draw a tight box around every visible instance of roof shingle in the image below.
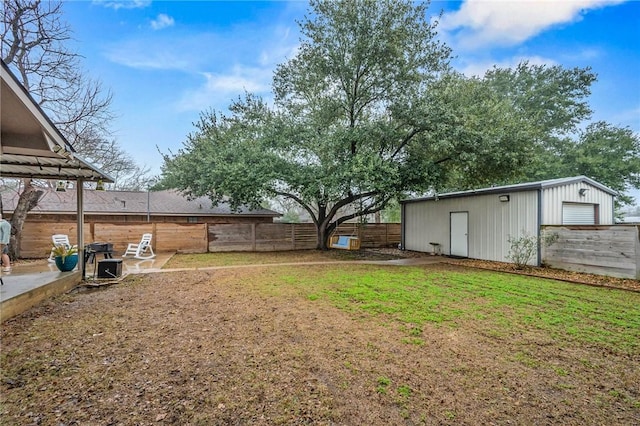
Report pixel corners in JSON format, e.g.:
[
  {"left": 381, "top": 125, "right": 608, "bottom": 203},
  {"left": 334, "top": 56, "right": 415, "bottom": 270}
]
[{"left": 1, "top": 189, "right": 281, "bottom": 217}]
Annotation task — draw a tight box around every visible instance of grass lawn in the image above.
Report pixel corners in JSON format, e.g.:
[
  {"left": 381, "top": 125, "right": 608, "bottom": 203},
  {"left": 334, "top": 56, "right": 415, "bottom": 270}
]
[
  {"left": 303, "top": 267, "right": 640, "bottom": 353},
  {"left": 1, "top": 257, "right": 638, "bottom": 425}
]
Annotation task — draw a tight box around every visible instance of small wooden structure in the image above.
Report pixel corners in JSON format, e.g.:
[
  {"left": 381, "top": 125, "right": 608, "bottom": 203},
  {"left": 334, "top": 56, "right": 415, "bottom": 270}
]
[{"left": 329, "top": 235, "right": 361, "bottom": 250}]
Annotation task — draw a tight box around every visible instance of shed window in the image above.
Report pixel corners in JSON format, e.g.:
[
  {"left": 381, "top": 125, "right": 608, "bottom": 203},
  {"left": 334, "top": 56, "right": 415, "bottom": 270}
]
[{"left": 187, "top": 217, "right": 198, "bottom": 223}]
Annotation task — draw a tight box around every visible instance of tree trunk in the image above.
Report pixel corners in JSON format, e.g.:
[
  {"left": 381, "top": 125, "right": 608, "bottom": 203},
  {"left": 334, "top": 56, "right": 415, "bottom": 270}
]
[
  {"left": 8, "top": 179, "right": 43, "bottom": 260},
  {"left": 316, "top": 216, "right": 339, "bottom": 251},
  {"left": 315, "top": 204, "right": 328, "bottom": 250},
  {"left": 316, "top": 223, "right": 329, "bottom": 250}
]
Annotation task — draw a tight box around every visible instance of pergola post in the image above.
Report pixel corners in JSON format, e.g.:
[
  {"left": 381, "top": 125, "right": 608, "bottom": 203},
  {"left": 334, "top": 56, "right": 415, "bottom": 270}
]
[{"left": 77, "top": 179, "right": 85, "bottom": 280}]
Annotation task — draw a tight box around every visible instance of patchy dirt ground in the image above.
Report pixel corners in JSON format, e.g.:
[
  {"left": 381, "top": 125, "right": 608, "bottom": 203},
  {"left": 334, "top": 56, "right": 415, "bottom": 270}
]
[{"left": 1, "top": 252, "right": 639, "bottom": 425}]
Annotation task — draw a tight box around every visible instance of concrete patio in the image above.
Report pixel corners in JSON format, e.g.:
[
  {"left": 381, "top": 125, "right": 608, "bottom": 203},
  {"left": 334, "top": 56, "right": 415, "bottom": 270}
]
[{"left": 0, "top": 252, "right": 174, "bottom": 322}]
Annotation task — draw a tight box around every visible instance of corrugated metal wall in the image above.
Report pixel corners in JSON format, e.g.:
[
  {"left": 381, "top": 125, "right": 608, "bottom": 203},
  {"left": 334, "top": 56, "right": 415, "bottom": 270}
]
[
  {"left": 403, "top": 191, "right": 539, "bottom": 263},
  {"left": 541, "top": 182, "right": 614, "bottom": 224}
]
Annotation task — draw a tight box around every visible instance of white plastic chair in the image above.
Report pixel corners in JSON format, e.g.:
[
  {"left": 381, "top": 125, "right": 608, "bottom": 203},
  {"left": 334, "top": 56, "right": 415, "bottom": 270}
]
[
  {"left": 122, "top": 233, "right": 156, "bottom": 260},
  {"left": 48, "top": 234, "right": 75, "bottom": 263}
]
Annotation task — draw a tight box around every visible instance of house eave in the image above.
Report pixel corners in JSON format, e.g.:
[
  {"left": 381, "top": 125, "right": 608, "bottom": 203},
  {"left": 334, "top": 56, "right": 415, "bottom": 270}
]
[{"left": 0, "top": 60, "right": 114, "bottom": 183}]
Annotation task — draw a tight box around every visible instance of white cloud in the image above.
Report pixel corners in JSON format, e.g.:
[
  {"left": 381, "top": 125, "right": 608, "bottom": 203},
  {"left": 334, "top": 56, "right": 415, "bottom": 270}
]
[
  {"left": 562, "top": 47, "right": 602, "bottom": 62},
  {"left": 439, "top": 0, "right": 627, "bottom": 49},
  {"left": 204, "top": 70, "right": 270, "bottom": 93},
  {"left": 103, "top": 20, "right": 298, "bottom": 73},
  {"left": 104, "top": 41, "right": 191, "bottom": 71},
  {"left": 258, "top": 25, "right": 299, "bottom": 67},
  {"left": 101, "top": 14, "right": 298, "bottom": 113},
  {"left": 150, "top": 13, "right": 175, "bottom": 30},
  {"left": 92, "top": 0, "right": 151, "bottom": 10},
  {"left": 177, "top": 67, "right": 273, "bottom": 112}
]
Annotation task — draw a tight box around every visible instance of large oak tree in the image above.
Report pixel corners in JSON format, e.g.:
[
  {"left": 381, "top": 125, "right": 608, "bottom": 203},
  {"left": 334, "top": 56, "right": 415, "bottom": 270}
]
[{"left": 160, "top": 0, "right": 542, "bottom": 249}]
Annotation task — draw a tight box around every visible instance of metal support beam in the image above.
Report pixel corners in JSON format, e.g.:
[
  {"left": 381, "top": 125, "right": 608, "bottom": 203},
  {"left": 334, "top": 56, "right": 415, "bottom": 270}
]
[{"left": 77, "top": 179, "right": 86, "bottom": 280}]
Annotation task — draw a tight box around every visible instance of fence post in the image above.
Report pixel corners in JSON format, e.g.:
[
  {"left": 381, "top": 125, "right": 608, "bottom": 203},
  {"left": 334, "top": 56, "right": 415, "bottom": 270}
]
[
  {"left": 152, "top": 222, "right": 158, "bottom": 251},
  {"left": 205, "top": 223, "right": 209, "bottom": 253},
  {"left": 386, "top": 224, "right": 389, "bottom": 246},
  {"left": 252, "top": 223, "right": 256, "bottom": 251}
]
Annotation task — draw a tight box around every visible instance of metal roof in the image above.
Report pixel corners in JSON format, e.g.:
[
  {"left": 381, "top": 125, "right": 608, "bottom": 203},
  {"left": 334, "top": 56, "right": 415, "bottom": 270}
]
[
  {"left": 1, "top": 60, "right": 114, "bottom": 183},
  {"left": 401, "top": 176, "right": 618, "bottom": 204}
]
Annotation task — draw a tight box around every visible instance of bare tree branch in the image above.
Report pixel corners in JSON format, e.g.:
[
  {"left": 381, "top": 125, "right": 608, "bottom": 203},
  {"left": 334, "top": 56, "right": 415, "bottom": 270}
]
[{"left": 1, "top": 0, "right": 153, "bottom": 258}]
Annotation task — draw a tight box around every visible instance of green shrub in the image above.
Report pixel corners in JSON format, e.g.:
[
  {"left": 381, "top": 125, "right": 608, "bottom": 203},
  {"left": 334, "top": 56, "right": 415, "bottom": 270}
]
[{"left": 507, "top": 231, "right": 558, "bottom": 269}]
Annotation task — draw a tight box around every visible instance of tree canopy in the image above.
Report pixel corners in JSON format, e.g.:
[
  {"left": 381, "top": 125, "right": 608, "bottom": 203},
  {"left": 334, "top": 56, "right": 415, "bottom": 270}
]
[
  {"left": 527, "top": 121, "right": 640, "bottom": 207},
  {"left": 476, "top": 64, "right": 640, "bottom": 207},
  {"left": 161, "top": 0, "right": 528, "bottom": 248},
  {"left": 159, "top": 0, "right": 639, "bottom": 249}
]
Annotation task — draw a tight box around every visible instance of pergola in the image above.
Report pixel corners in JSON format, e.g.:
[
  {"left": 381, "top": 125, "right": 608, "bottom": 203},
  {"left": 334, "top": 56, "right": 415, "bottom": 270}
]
[{"left": 1, "top": 60, "right": 114, "bottom": 278}]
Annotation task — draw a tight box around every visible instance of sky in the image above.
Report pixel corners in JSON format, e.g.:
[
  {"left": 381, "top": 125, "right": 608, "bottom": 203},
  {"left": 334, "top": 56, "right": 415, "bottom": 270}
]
[{"left": 61, "top": 0, "right": 640, "bottom": 204}]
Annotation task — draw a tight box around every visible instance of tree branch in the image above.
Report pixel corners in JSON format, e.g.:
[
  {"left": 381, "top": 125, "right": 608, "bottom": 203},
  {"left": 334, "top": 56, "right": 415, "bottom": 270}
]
[
  {"left": 332, "top": 194, "right": 391, "bottom": 227},
  {"left": 326, "top": 190, "right": 378, "bottom": 222},
  {"left": 273, "top": 191, "right": 319, "bottom": 226}
]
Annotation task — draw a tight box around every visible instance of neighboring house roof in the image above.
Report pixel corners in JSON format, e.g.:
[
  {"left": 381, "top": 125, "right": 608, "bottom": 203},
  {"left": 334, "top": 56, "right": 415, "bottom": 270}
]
[
  {"left": 0, "top": 60, "right": 113, "bottom": 183},
  {"left": 1, "top": 189, "right": 281, "bottom": 217},
  {"left": 401, "top": 176, "right": 618, "bottom": 204}
]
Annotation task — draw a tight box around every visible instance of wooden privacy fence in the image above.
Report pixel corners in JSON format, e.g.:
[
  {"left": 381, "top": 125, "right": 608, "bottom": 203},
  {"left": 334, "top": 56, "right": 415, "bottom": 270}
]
[
  {"left": 19, "top": 222, "right": 208, "bottom": 259},
  {"left": 207, "top": 223, "right": 400, "bottom": 252},
  {"left": 541, "top": 225, "right": 640, "bottom": 279},
  {"left": 208, "top": 223, "right": 316, "bottom": 251},
  {"left": 18, "top": 221, "right": 400, "bottom": 258}
]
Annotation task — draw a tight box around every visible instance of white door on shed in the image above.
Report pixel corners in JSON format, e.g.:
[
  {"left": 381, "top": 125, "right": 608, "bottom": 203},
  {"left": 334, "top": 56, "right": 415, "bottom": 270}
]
[
  {"left": 450, "top": 212, "right": 468, "bottom": 257},
  {"left": 562, "top": 203, "right": 596, "bottom": 224}
]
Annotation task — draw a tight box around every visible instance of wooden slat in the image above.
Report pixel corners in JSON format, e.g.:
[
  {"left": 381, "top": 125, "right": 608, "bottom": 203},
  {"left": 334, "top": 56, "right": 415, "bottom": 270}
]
[
  {"left": 207, "top": 223, "right": 401, "bottom": 251},
  {"left": 156, "top": 223, "right": 207, "bottom": 253},
  {"left": 542, "top": 225, "right": 639, "bottom": 279},
  {"left": 20, "top": 222, "right": 79, "bottom": 258},
  {"left": 94, "top": 223, "right": 154, "bottom": 254}
]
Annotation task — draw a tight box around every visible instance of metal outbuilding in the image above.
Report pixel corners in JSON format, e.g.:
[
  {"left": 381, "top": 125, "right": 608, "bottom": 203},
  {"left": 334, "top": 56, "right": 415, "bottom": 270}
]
[{"left": 400, "top": 176, "right": 617, "bottom": 265}]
